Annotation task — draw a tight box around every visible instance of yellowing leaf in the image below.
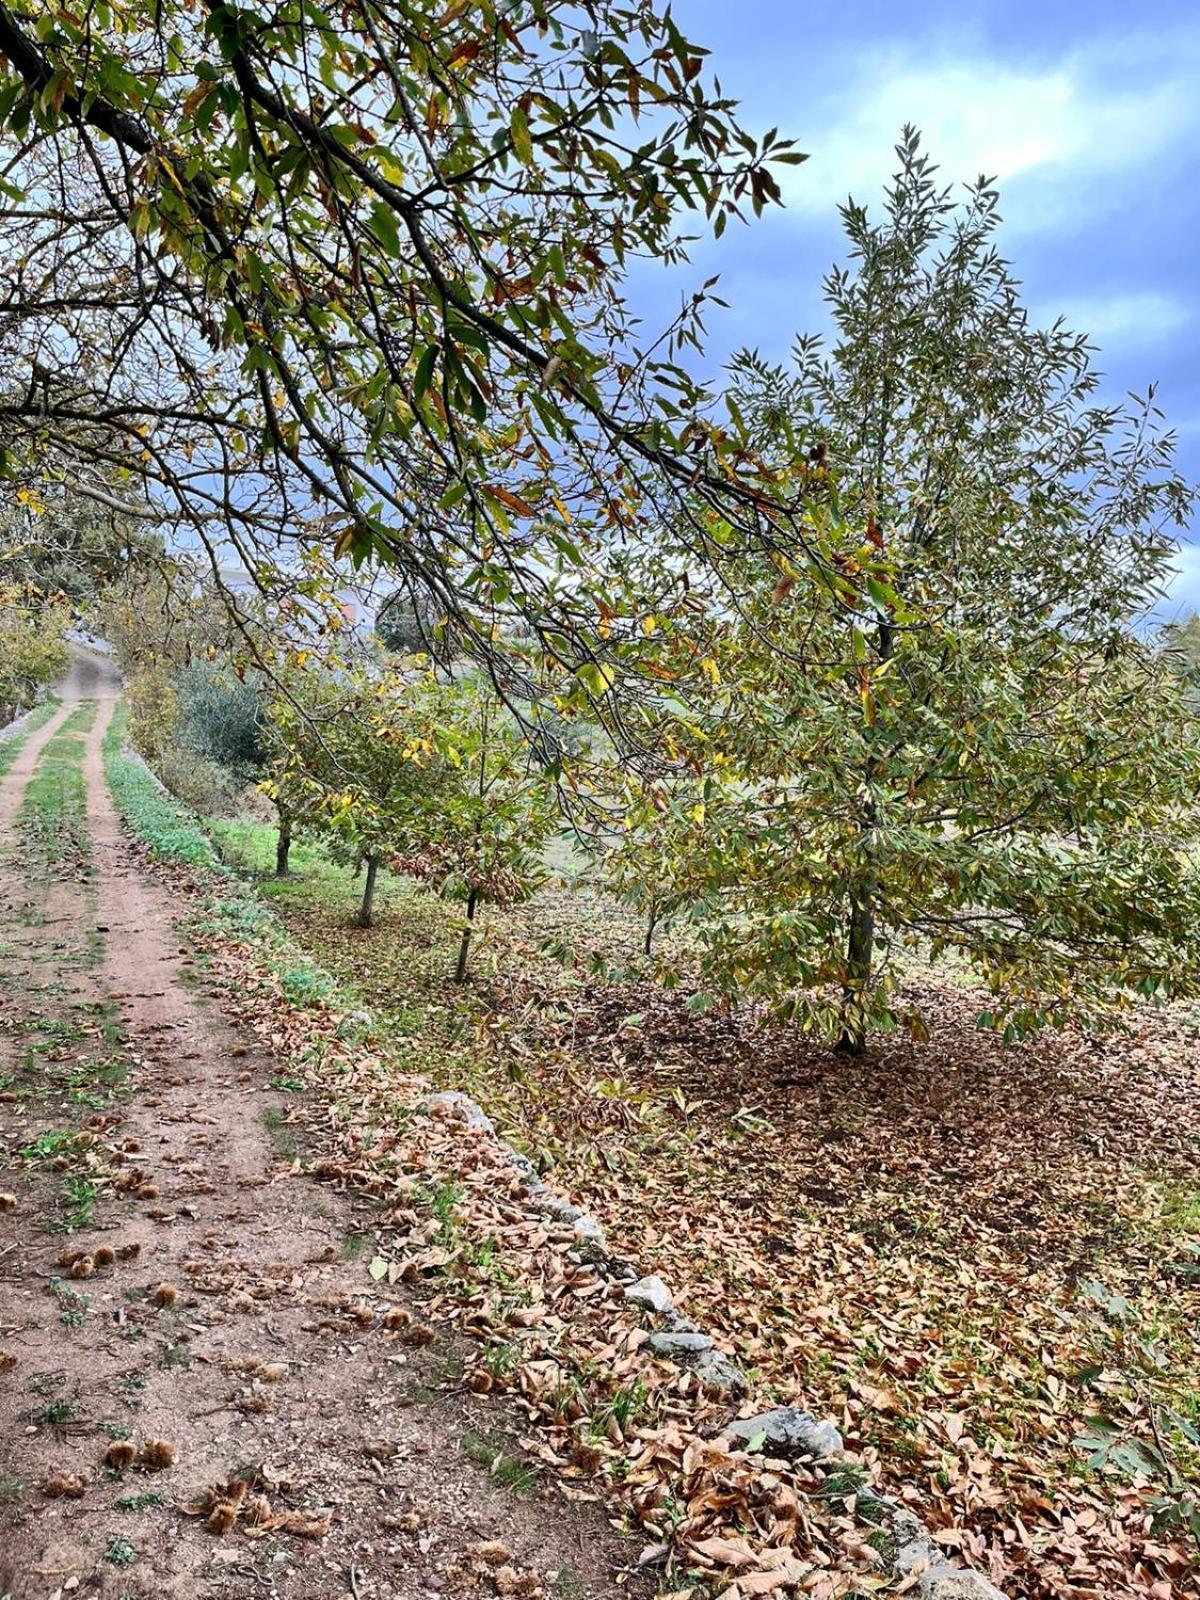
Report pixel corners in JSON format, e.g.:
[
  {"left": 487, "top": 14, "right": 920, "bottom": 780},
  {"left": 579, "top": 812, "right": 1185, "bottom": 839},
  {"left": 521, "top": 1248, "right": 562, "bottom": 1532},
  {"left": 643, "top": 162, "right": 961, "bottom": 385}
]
[
  {"left": 483, "top": 485, "right": 537, "bottom": 518},
  {"left": 445, "top": 37, "right": 480, "bottom": 69}
]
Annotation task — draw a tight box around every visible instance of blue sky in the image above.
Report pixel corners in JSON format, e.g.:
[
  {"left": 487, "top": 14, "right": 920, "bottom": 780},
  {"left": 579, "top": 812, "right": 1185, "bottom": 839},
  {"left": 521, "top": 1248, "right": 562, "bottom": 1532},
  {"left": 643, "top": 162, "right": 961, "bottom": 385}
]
[{"left": 631, "top": 0, "right": 1200, "bottom": 619}]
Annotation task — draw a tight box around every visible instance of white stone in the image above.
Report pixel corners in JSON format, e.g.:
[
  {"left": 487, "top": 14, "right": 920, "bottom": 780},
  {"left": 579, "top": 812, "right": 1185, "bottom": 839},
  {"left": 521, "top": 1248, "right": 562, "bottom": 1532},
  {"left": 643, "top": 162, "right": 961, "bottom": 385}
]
[
  {"left": 723, "top": 1406, "right": 843, "bottom": 1460},
  {"left": 624, "top": 1275, "right": 674, "bottom": 1315}
]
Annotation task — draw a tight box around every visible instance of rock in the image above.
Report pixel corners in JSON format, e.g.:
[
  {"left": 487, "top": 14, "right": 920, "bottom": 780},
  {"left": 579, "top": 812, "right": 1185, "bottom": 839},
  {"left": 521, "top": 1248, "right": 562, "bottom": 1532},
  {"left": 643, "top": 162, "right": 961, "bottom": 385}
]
[
  {"left": 919, "top": 1567, "right": 1006, "bottom": 1600},
  {"left": 539, "top": 1195, "right": 606, "bottom": 1249},
  {"left": 692, "top": 1348, "right": 749, "bottom": 1393},
  {"left": 890, "top": 1524, "right": 1005, "bottom": 1599},
  {"left": 862, "top": 1493, "right": 926, "bottom": 1546},
  {"left": 723, "top": 1407, "right": 843, "bottom": 1460},
  {"left": 505, "top": 1149, "right": 546, "bottom": 1192},
  {"left": 648, "top": 1330, "right": 714, "bottom": 1358},
  {"left": 644, "top": 1325, "right": 747, "bottom": 1393},
  {"left": 337, "top": 1009, "right": 375, "bottom": 1039},
  {"left": 606, "top": 1258, "right": 640, "bottom": 1283},
  {"left": 424, "top": 1091, "right": 495, "bottom": 1135},
  {"left": 894, "top": 1533, "right": 943, "bottom": 1580},
  {"left": 572, "top": 1214, "right": 606, "bottom": 1248},
  {"left": 624, "top": 1275, "right": 674, "bottom": 1315}
]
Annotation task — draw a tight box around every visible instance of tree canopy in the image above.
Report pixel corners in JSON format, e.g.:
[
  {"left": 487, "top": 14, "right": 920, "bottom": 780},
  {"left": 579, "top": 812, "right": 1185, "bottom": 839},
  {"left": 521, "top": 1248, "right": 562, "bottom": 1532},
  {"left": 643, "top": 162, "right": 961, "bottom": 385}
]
[
  {"left": 265, "top": 658, "right": 446, "bottom": 925},
  {"left": 0, "top": 580, "right": 70, "bottom": 720},
  {"left": 0, "top": 475, "right": 162, "bottom": 606},
  {"left": 0, "top": 0, "right": 824, "bottom": 735}
]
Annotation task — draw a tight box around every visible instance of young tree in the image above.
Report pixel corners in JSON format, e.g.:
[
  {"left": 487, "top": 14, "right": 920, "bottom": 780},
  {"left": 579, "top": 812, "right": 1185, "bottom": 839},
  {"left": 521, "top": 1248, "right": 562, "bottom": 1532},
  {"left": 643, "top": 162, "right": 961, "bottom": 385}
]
[
  {"left": 176, "top": 663, "right": 265, "bottom": 776},
  {"left": 603, "top": 783, "right": 710, "bottom": 960},
  {"left": 637, "top": 134, "right": 1200, "bottom": 1051},
  {"left": 174, "top": 661, "right": 302, "bottom": 874},
  {"left": 0, "top": 581, "right": 70, "bottom": 721},
  {"left": 397, "top": 676, "right": 556, "bottom": 981},
  {"left": 375, "top": 588, "right": 441, "bottom": 658},
  {"left": 266, "top": 662, "right": 440, "bottom": 928}
]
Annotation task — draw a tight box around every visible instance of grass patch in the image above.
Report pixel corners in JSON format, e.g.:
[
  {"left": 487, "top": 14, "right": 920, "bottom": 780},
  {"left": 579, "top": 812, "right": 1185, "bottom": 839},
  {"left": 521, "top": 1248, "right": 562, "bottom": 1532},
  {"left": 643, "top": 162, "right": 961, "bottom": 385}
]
[
  {"left": 0, "top": 694, "right": 60, "bottom": 780},
  {"left": 115, "top": 1489, "right": 166, "bottom": 1511},
  {"left": 461, "top": 1430, "right": 537, "bottom": 1496},
  {"left": 35, "top": 1399, "right": 78, "bottom": 1425},
  {"left": 209, "top": 816, "right": 328, "bottom": 884},
  {"left": 17, "top": 1128, "right": 105, "bottom": 1233},
  {"left": 1159, "top": 1187, "right": 1200, "bottom": 1235},
  {"left": 102, "top": 709, "right": 223, "bottom": 871},
  {"left": 115, "top": 1371, "right": 145, "bottom": 1407},
  {"left": 160, "top": 1339, "right": 193, "bottom": 1371},
  {"left": 261, "top": 1104, "right": 298, "bottom": 1162},
  {"left": 19, "top": 1128, "right": 88, "bottom": 1163},
  {"left": 20, "top": 712, "right": 94, "bottom": 868}
]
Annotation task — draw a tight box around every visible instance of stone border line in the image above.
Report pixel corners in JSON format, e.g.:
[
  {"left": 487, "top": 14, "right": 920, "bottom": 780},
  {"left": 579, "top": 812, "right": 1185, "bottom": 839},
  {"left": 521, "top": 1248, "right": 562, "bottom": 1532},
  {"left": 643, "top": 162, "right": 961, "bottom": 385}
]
[{"left": 423, "top": 1090, "right": 1005, "bottom": 1600}]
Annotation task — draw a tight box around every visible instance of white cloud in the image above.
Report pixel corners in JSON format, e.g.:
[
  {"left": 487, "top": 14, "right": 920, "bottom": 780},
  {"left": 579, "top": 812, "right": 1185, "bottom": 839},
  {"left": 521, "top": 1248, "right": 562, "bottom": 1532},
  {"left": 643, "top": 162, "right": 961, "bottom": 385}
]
[
  {"left": 1160, "top": 543, "right": 1200, "bottom": 622},
  {"left": 1053, "top": 291, "right": 1191, "bottom": 347},
  {"left": 781, "top": 33, "right": 1200, "bottom": 231}
]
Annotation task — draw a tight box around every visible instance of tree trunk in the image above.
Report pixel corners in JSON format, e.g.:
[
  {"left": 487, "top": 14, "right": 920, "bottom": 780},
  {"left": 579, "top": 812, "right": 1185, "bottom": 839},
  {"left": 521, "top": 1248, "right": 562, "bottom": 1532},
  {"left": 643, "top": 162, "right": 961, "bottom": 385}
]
[
  {"left": 836, "top": 886, "right": 874, "bottom": 1055},
  {"left": 275, "top": 814, "right": 292, "bottom": 878},
  {"left": 454, "top": 889, "right": 479, "bottom": 983},
  {"left": 837, "top": 596, "right": 891, "bottom": 1056},
  {"left": 644, "top": 903, "right": 658, "bottom": 958},
  {"left": 357, "top": 853, "right": 379, "bottom": 929}
]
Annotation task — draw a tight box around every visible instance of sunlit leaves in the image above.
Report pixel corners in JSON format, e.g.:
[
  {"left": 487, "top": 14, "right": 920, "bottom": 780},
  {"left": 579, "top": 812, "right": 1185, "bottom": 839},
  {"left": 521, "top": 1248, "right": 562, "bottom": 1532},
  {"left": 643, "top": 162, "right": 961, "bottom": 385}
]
[
  {"left": 0, "top": 581, "right": 70, "bottom": 715},
  {"left": 266, "top": 660, "right": 553, "bottom": 913}
]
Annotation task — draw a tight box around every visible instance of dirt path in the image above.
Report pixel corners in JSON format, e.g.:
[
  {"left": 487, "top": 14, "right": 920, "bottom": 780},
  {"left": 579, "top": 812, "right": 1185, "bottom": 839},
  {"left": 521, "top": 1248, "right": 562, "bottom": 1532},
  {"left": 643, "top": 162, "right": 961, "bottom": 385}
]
[{"left": 0, "top": 659, "right": 631, "bottom": 1600}]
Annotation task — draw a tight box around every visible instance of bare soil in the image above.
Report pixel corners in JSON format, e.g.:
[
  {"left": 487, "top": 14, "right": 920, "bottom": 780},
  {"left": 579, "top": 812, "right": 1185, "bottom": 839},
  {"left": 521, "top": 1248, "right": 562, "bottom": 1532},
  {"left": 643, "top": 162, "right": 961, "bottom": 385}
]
[{"left": 0, "top": 654, "right": 633, "bottom": 1599}]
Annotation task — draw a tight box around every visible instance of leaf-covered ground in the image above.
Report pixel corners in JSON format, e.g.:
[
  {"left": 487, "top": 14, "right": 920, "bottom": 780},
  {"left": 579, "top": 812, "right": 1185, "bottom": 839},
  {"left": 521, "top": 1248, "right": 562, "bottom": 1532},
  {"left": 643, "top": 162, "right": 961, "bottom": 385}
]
[{"left": 211, "top": 820, "right": 1200, "bottom": 1600}]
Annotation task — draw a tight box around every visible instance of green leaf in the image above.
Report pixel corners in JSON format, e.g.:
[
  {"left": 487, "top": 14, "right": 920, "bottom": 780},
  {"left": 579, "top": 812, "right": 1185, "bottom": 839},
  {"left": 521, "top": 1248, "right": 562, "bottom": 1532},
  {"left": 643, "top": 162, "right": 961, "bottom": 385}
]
[
  {"left": 413, "top": 344, "right": 439, "bottom": 402},
  {"left": 367, "top": 200, "right": 402, "bottom": 258}
]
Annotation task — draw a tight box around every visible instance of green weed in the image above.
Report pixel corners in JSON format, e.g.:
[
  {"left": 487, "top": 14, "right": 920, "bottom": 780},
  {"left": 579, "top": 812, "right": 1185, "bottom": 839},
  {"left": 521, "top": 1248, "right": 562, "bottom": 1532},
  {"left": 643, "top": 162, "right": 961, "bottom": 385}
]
[
  {"left": 104, "top": 1534, "right": 136, "bottom": 1567},
  {"left": 35, "top": 1399, "right": 77, "bottom": 1425},
  {"left": 115, "top": 1490, "right": 166, "bottom": 1511},
  {"left": 461, "top": 1431, "right": 537, "bottom": 1496},
  {"left": 48, "top": 1277, "right": 89, "bottom": 1327},
  {"left": 50, "top": 1174, "right": 101, "bottom": 1234}
]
